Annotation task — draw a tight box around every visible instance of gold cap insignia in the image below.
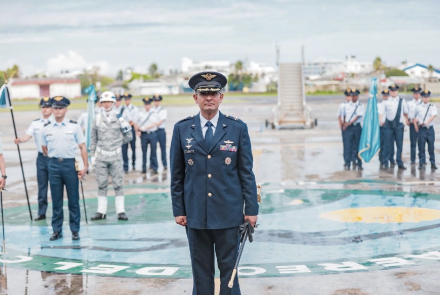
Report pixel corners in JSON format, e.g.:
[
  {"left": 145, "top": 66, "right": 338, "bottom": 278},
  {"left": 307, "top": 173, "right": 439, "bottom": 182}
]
[
  {"left": 392, "top": 85, "right": 396, "bottom": 88},
  {"left": 124, "top": 92, "right": 129, "bottom": 96},
  {"left": 43, "top": 97, "right": 50, "bottom": 102},
  {"left": 425, "top": 90, "right": 429, "bottom": 93},
  {"left": 415, "top": 87, "right": 419, "bottom": 90},
  {"left": 53, "top": 96, "right": 63, "bottom": 101},
  {"left": 384, "top": 90, "right": 389, "bottom": 93},
  {"left": 201, "top": 73, "right": 217, "bottom": 81},
  {"left": 351, "top": 88, "right": 356, "bottom": 92}
]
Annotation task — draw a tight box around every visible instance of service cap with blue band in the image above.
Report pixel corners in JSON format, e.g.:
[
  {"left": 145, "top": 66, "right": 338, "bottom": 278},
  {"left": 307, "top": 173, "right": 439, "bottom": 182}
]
[
  {"left": 344, "top": 89, "right": 352, "bottom": 96},
  {"left": 381, "top": 89, "right": 390, "bottom": 96},
  {"left": 350, "top": 88, "right": 360, "bottom": 96},
  {"left": 123, "top": 92, "right": 132, "bottom": 100},
  {"left": 188, "top": 71, "right": 227, "bottom": 93},
  {"left": 51, "top": 96, "right": 70, "bottom": 108},
  {"left": 421, "top": 90, "right": 431, "bottom": 97},
  {"left": 411, "top": 86, "right": 421, "bottom": 93},
  {"left": 142, "top": 97, "right": 153, "bottom": 105},
  {"left": 152, "top": 94, "right": 163, "bottom": 101},
  {"left": 40, "top": 97, "right": 52, "bottom": 107},
  {"left": 388, "top": 84, "right": 399, "bottom": 91},
  {"left": 115, "top": 94, "right": 122, "bottom": 101}
]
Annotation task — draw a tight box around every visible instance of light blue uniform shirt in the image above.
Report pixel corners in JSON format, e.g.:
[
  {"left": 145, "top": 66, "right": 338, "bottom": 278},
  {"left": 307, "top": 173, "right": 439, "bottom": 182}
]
[
  {"left": 41, "top": 118, "right": 85, "bottom": 158},
  {"left": 414, "top": 103, "right": 438, "bottom": 127},
  {"left": 26, "top": 117, "right": 52, "bottom": 153},
  {"left": 343, "top": 101, "right": 364, "bottom": 124},
  {"left": 121, "top": 104, "right": 139, "bottom": 123}
]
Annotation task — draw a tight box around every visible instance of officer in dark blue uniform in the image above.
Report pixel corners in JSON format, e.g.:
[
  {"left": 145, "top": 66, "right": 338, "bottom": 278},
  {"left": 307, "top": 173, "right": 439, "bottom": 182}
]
[
  {"left": 14, "top": 97, "right": 53, "bottom": 220},
  {"left": 170, "top": 71, "right": 259, "bottom": 295},
  {"left": 41, "top": 96, "right": 88, "bottom": 241}
]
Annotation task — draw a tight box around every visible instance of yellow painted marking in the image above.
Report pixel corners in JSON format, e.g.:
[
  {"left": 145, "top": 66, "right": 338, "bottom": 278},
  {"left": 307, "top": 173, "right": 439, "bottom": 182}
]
[
  {"left": 320, "top": 207, "right": 440, "bottom": 223},
  {"left": 287, "top": 199, "right": 304, "bottom": 205}
]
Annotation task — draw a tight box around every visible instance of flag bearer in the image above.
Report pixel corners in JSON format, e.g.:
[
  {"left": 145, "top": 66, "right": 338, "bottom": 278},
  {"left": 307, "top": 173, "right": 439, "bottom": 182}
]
[
  {"left": 14, "top": 97, "right": 53, "bottom": 220},
  {"left": 41, "top": 96, "right": 88, "bottom": 241},
  {"left": 414, "top": 90, "right": 437, "bottom": 170}
]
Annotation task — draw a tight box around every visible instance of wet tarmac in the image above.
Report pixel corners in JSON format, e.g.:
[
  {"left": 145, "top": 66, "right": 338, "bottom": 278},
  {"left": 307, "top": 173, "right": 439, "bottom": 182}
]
[{"left": 0, "top": 94, "right": 440, "bottom": 294}]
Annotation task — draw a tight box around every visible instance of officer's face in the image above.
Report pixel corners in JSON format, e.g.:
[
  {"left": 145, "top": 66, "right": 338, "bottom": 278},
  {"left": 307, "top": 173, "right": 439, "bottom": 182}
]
[
  {"left": 102, "top": 101, "right": 113, "bottom": 110},
  {"left": 390, "top": 90, "right": 398, "bottom": 97},
  {"left": 115, "top": 100, "right": 122, "bottom": 107},
  {"left": 193, "top": 92, "right": 223, "bottom": 112},
  {"left": 144, "top": 104, "right": 152, "bottom": 111},
  {"left": 382, "top": 95, "right": 389, "bottom": 101},
  {"left": 345, "top": 95, "right": 351, "bottom": 102},
  {"left": 413, "top": 93, "right": 421, "bottom": 99},
  {"left": 125, "top": 99, "right": 131, "bottom": 106},
  {"left": 422, "top": 96, "right": 430, "bottom": 104},
  {"left": 41, "top": 106, "right": 52, "bottom": 117},
  {"left": 154, "top": 100, "right": 161, "bottom": 107},
  {"left": 351, "top": 95, "right": 359, "bottom": 103},
  {"left": 53, "top": 107, "right": 67, "bottom": 119}
]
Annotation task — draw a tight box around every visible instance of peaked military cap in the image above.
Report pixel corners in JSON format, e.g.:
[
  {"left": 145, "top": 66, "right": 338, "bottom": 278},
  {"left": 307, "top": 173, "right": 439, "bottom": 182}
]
[
  {"left": 188, "top": 71, "right": 227, "bottom": 93},
  {"left": 142, "top": 97, "right": 153, "bottom": 104},
  {"left": 40, "top": 97, "right": 52, "bottom": 107},
  {"left": 381, "top": 89, "right": 390, "bottom": 95},
  {"left": 152, "top": 94, "right": 163, "bottom": 101},
  {"left": 115, "top": 94, "right": 123, "bottom": 101},
  {"left": 421, "top": 90, "right": 431, "bottom": 97},
  {"left": 123, "top": 92, "right": 132, "bottom": 99},
  {"left": 344, "top": 88, "right": 352, "bottom": 96},
  {"left": 411, "top": 86, "right": 421, "bottom": 93},
  {"left": 388, "top": 84, "right": 399, "bottom": 91},
  {"left": 51, "top": 96, "right": 70, "bottom": 107},
  {"left": 350, "top": 88, "right": 360, "bottom": 96}
]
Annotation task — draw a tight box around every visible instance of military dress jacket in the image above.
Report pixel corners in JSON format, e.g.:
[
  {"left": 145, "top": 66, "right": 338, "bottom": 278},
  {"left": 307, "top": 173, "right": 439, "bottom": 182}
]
[{"left": 170, "top": 111, "right": 259, "bottom": 230}]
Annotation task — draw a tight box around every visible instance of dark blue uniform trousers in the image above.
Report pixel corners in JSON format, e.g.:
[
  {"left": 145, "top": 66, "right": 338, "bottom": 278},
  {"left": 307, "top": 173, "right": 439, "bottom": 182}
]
[
  {"left": 341, "top": 128, "right": 347, "bottom": 163},
  {"left": 344, "top": 124, "right": 362, "bottom": 167},
  {"left": 409, "top": 123, "right": 419, "bottom": 163},
  {"left": 156, "top": 128, "right": 167, "bottom": 168},
  {"left": 187, "top": 227, "right": 241, "bottom": 295},
  {"left": 37, "top": 152, "right": 50, "bottom": 215},
  {"left": 418, "top": 127, "right": 435, "bottom": 165},
  {"left": 48, "top": 158, "right": 80, "bottom": 233},
  {"left": 384, "top": 123, "right": 404, "bottom": 167},
  {"left": 122, "top": 127, "right": 136, "bottom": 171},
  {"left": 141, "top": 131, "right": 158, "bottom": 171}
]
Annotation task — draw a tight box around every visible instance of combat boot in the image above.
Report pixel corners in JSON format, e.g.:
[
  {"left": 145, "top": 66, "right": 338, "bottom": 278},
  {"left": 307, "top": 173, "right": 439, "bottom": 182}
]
[{"left": 91, "top": 213, "right": 106, "bottom": 220}]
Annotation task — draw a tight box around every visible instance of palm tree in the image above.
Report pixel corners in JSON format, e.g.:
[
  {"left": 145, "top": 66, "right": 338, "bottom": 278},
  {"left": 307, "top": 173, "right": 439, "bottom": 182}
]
[
  {"left": 373, "top": 57, "right": 383, "bottom": 73},
  {"left": 148, "top": 63, "right": 159, "bottom": 78},
  {"left": 427, "top": 65, "right": 434, "bottom": 77}
]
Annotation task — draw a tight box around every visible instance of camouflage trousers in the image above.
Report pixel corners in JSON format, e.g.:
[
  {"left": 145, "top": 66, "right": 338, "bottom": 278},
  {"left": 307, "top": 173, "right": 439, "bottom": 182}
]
[{"left": 95, "top": 157, "right": 124, "bottom": 196}]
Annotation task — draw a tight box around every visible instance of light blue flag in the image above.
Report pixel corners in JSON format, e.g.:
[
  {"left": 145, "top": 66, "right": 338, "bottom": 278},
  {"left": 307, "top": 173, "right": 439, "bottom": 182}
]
[
  {"left": 84, "top": 85, "right": 97, "bottom": 162},
  {"left": 0, "top": 84, "right": 11, "bottom": 108},
  {"left": 358, "top": 78, "right": 380, "bottom": 162}
]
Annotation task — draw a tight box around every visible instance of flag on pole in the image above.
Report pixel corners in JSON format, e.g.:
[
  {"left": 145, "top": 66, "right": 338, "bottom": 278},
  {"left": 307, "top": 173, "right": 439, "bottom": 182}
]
[
  {"left": 0, "top": 85, "right": 11, "bottom": 109},
  {"left": 358, "top": 78, "right": 380, "bottom": 162},
  {"left": 84, "top": 85, "right": 97, "bottom": 165}
]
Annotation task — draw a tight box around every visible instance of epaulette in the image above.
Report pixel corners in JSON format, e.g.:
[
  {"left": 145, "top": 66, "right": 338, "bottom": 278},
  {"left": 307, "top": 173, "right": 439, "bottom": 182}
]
[
  {"left": 69, "top": 120, "right": 77, "bottom": 124},
  {"left": 44, "top": 122, "right": 51, "bottom": 127},
  {"left": 225, "top": 115, "right": 243, "bottom": 123},
  {"left": 176, "top": 115, "right": 195, "bottom": 124},
  {"left": 33, "top": 118, "right": 40, "bottom": 121}
]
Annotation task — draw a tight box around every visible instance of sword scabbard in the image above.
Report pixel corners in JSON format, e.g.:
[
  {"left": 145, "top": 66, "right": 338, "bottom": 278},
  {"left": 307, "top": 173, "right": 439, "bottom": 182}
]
[{"left": 228, "top": 268, "right": 237, "bottom": 288}]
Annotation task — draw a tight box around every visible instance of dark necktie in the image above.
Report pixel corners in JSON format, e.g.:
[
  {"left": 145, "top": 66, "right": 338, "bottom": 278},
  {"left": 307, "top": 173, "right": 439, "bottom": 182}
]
[{"left": 205, "top": 121, "right": 213, "bottom": 148}]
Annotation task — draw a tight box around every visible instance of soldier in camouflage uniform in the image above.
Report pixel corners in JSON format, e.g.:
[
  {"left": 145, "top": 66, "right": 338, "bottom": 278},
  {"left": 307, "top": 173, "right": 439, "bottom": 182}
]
[{"left": 90, "top": 91, "right": 133, "bottom": 221}]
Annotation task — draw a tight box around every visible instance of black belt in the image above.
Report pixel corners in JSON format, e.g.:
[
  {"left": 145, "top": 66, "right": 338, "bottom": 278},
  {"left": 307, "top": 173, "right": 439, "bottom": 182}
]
[
  {"left": 49, "top": 157, "right": 74, "bottom": 162},
  {"left": 141, "top": 131, "right": 155, "bottom": 134}
]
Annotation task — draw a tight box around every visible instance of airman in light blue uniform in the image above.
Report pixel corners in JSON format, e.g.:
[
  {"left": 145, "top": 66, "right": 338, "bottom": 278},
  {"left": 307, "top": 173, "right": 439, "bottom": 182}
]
[{"left": 342, "top": 89, "right": 364, "bottom": 170}]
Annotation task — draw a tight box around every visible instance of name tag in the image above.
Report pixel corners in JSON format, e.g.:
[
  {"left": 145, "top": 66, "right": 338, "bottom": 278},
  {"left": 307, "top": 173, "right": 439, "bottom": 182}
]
[{"left": 184, "top": 150, "right": 194, "bottom": 154}]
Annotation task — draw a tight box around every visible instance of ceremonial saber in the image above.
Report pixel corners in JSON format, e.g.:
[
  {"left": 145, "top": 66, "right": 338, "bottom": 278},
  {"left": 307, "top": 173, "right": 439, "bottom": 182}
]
[
  {"left": 3, "top": 75, "right": 32, "bottom": 221},
  {"left": 228, "top": 222, "right": 251, "bottom": 289},
  {"left": 0, "top": 188, "right": 5, "bottom": 253},
  {"left": 75, "top": 162, "right": 88, "bottom": 225}
]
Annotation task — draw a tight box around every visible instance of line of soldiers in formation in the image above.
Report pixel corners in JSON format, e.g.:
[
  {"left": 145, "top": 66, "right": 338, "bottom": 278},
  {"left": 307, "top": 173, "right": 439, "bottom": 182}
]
[
  {"left": 8, "top": 92, "right": 168, "bottom": 241},
  {"left": 338, "top": 85, "right": 437, "bottom": 171}
]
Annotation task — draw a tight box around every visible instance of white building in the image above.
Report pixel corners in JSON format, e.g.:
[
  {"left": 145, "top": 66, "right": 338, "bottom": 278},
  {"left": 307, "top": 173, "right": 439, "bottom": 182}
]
[
  {"left": 181, "top": 58, "right": 231, "bottom": 74},
  {"left": 8, "top": 78, "right": 81, "bottom": 100},
  {"left": 304, "top": 56, "right": 373, "bottom": 78},
  {"left": 129, "top": 76, "right": 180, "bottom": 96},
  {"left": 403, "top": 64, "right": 440, "bottom": 79}
]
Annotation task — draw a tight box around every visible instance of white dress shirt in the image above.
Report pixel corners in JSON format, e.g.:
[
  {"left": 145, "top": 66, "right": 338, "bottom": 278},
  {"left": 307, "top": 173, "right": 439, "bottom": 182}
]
[
  {"left": 154, "top": 106, "right": 167, "bottom": 129},
  {"left": 200, "top": 111, "right": 219, "bottom": 138},
  {"left": 344, "top": 101, "right": 364, "bottom": 124},
  {"left": 26, "top": 117, "right": 53, "bottom": 153},
  {"left": 383, "top": 96, "right": 409, "bottom": 123},
  {"left": 407, "top": 98, "right": 422, "bottom": 121},
  {"left": 414, "top": 103, "right": 437, "bottom": 127}
]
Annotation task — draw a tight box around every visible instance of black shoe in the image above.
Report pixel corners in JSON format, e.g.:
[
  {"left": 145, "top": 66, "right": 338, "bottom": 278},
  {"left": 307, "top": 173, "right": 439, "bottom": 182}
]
[
  {"left": 35, "top": 214, "right": 46, "bottom": 221},
  {"left": 141, "top": 170, "right": 146, "bottom": 174},
  {"left": 50, "top": 232, "right": 62, "bottom": 241},
  {"left": 432, "top": 164, "right": 438, "bottom": 170},
  {"left": 163, "top": 167, "right": 168, "bottom": 170},
  {"left": 358, "top": 166, "right": 364, "bottom": 170},
  {"left": 418, "top": 165, "right": 424, "bottom": 170},
  {"left": 152, "top": 170, "right": 158, "bottom": 175},
  {"left": 411, "top": 162, "right": 416, "bottom": 165},
  {"left": 72, "top": 232, "right": 80, "bottom": 240},
  {"left": 390, "top": 163, "right": 396, "bottom": 168},
  {"left": 344, "top": 165, "right": 350, "bottom": 170},
  {"left": 124, "top": 170, "right": 129, "bottom": 174},
  {"left": 398, "top": 165, "right": 407, "bottom": 170},
  {"left": 118, "top": 213, "right": 128, "bottom": 221},
  {"left": 132, "top": 165, "right": 136, "bottom": 171},
  {"left": 91, "top": 212, "right": 106, "bottom": 221}
]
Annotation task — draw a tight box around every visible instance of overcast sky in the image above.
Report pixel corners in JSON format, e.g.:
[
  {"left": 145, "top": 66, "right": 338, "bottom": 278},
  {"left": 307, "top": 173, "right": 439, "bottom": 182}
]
[{"left": 1, "top": 0, "right": 439, "bottom": 77}]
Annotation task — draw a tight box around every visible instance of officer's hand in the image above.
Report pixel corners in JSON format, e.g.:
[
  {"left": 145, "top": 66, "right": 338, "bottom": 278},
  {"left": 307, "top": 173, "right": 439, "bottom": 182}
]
[
  {"left": 14, "top": 138, "right": 20, "bottom": 145},
  {"left": 0, "top": 177, "right": 5, "bottom": 189},
  {"left": 175, "top": 216, "right": 187, "bottom": 226},
  {"left": 244, "top": 215, "right": 258, "bottom": 227},
  {"left": 78, "top": 168, "right": 87, "bottom": 179},
  {"left": 136, "top": 131, "right": 141, "bottom": 137}
]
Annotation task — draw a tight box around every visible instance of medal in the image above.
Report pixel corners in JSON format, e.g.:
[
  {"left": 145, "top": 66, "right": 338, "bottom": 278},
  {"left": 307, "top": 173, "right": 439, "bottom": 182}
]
[
  {"left": 225, "top": 157, "right": 231, "bottom": 165},
  {"left": 188, "top": 159, "right": 194, "bottom": 166}
]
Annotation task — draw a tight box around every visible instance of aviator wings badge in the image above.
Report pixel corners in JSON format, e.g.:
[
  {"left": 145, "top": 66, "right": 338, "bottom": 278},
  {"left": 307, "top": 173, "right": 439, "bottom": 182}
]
[
  {"left": 186, "top": 138, "right": 194, "bottom": 149},
  {"left": 201, "top": 73, "right": 217, "bottom": 81}
]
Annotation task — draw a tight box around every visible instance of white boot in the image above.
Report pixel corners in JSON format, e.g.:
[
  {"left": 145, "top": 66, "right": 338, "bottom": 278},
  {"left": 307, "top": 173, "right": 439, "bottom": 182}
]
[
  {"left": 97, "top": 196, "right": 108, "bottom": 214},
  {"left": 115, "top": 196, "right": 125, "bottom": 214}
]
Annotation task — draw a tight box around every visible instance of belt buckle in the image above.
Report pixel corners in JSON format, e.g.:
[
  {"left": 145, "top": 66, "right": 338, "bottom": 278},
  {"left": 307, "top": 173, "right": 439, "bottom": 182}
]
[{"left": 58, "top": 158, "right": 64, "bottom": 162}]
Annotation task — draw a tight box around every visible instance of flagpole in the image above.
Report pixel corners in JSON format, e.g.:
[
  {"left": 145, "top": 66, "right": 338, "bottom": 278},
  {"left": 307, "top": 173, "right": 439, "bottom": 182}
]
[{"left": 4, "top": 80, "right": 33, "bottom": 221}]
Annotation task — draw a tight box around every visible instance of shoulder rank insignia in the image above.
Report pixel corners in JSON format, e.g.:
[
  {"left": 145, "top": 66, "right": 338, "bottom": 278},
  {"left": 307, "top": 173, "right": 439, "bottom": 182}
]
[
  {"left": 201, "top": 73, "right": 216, "bottom": 81},
  {"left": 177, "top": 116, "right": 195, "bottom": 124},
  {"left": 44, "top": 122, "right": 51, "bottom": 127},
  {"left": 33, "top": 118, "right": 40, "bottom": 121},
  {"left": 69, "top": 120, "right": 77, "bottom": 124}
]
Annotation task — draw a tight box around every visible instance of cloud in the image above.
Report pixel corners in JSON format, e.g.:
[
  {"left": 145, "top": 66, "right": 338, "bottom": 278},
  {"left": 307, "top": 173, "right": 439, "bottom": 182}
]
[{"left": 47, "top": 51, "right": 111, "bottom": 75}]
